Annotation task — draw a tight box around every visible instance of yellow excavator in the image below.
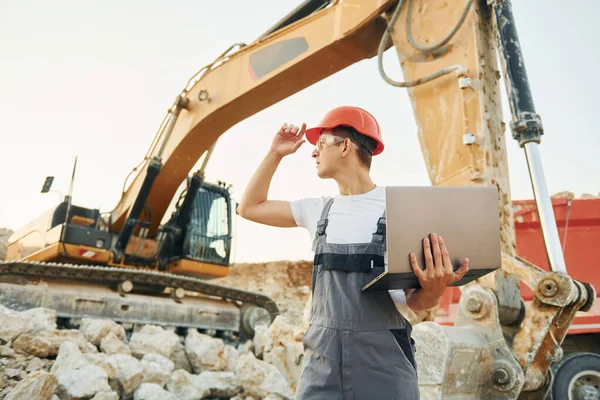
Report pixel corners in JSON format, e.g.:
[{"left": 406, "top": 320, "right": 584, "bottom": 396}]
[{"left": 2, "top": 0, "right": 596, "bottom": 398}]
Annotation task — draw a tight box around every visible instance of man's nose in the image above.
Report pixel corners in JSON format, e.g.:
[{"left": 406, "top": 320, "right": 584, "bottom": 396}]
[{"left": 312, "top": 148, "right": 319, "bottom": 158}]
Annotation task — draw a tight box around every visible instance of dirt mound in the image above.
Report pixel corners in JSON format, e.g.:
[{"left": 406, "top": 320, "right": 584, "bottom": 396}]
[{"left": 214, "top": 261, "right": 313, "bottom": 326}]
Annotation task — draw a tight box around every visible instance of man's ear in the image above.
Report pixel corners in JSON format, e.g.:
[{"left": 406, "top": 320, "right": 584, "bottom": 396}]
[{"left": 341, "top": 138, "right": 351, "bottom": 157}]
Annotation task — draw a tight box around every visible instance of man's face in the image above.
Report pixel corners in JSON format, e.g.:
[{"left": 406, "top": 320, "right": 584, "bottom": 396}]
[{"left": 311, "top": 130, "right": 347, "bottom": 178}]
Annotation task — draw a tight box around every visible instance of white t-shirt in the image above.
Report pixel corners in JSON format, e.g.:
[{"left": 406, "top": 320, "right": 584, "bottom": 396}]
[{"left": 290, "top": 185, "right": 408, "bottom": 308}]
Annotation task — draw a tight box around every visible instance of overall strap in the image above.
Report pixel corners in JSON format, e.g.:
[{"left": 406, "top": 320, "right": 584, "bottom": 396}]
[
  {"left": 311, "top": 197, "right": 335, "bottom": 295},
  {"left": 372, "top": 208, "right": 387, "bottom": 244},
  {"left": 315, "top": 198, "right": 335, "bottom": 238}
]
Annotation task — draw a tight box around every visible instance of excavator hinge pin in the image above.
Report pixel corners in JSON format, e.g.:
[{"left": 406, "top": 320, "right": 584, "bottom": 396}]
[
  {"left": 467, "top": 297, "right": 482, "bottom": 313},
  {"left": 539, "top": 278, "right": 559, "bottom": 297},
  {"left": 492, "top": 368, "right": 509, "bottom": 385},
  {"left": 546, "top": 345, "right": 563, "bottom": 362},
  {"left": 198, "top": 90, "right": 209, "bottom": 101},
  {"left": 490, "top": 359, "right": 518, "bottom": 391}
]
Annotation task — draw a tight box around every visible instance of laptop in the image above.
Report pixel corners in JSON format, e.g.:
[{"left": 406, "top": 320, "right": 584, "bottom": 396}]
[{"left": 362, "top": 186, "right": 501, "bottom": 291}]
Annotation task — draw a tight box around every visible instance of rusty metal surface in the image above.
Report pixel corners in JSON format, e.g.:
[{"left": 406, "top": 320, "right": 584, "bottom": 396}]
[
  {"left": 502, "top": 254, "right": 590, "bottom": 394},
  {"left": 387, "top": 0, "right": 517, "bottom": 256},
  {"left": 387, "top": 0, "right": 523, "bottom": 328},
  {"left": 414, "top": 284, "right": 525, "bottom": 399},
  {"left": 414, "top": 252, "right": 590, "bottom": 397}
]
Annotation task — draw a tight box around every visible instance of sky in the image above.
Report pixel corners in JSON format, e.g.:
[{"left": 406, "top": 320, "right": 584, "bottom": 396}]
[{"left": 1, "top": 0, "right": 599, "bottom": 263}]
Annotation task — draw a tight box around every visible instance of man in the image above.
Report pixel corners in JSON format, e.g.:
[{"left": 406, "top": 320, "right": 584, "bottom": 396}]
[{"left": 238, "top": 106, "right": 469, "bottom": 399}]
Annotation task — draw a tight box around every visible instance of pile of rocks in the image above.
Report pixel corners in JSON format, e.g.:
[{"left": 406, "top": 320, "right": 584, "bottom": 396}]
[
  {"left": 0, "top": 232, "right": 313, "bottom": 400},
  {"left": 0, "top": 303, "right": 310, "bottom": 400}
]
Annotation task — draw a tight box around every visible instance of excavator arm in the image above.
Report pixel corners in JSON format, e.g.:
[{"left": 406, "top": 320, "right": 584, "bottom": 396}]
[{"left": 385, "top": 0, "right": 595, "bottom": 398}]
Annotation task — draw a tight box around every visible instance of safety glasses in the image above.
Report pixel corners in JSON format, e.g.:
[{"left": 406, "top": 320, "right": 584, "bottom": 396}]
[{"left": 316, "top": 134, "right": 357, "bottom": 151}]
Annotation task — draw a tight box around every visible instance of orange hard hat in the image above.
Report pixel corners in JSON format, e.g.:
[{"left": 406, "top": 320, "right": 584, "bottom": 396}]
[{"left": 305, "top": 106, "right": 384, "bottom": 155}]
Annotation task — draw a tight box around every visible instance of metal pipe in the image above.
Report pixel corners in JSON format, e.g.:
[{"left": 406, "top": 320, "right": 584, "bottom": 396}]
[
  {"left": 156, "top": 95, "right": 189, "bottom": 159},
  {"left": 61, "top": 157, "right": 78, "bottom": 244},
  {"left": 524, "top": 143, "right": 567, "bottom": 274},
  {"left": 198, "top": 143, "right": 217, "bottom": 178},
  {"left": 113, "top": 157, "right": 162, "bottom": 260},
  {"left": 491, "top": 0, "right": 568, "bottom": 274}
]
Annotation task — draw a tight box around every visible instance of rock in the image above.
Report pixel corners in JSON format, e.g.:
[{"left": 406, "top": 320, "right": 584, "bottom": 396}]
[
  {"left": 301, "top": 294, "right": 312, "bottom": 329},
  {"left": 237, "top": 340, "right": 254, "bottom": 355},
  {"left": 91, "top": 392, "right": 119, "bottom": 400},
  {"left": 267, "top": 342, "right": 303, "bottom": 378},
  {"left": 80, "top": 318, "right": 126, "bottom": 346},
  {"left": 298, "top": 285, "right": 310, "bottom": 295},
  {"left": 0, "top": 306, "right": 56, "bottom": 342},
  {"left": 26, "top": 357, "right": 47, "bottom": 372},
  {"left": 170, "top": 339, "right": 193, "bottom": 372},
  {"left": 165, "top": 369, "right": 210, "bottom": 400},
  {"left": 0, "top": 349, "right": 29, "bottom": 373},
  {"left": 264, "top": 395, "right": 285, "bottom": 400},
  {"left": 0, "top": 344, "right": 15, "bottom": 357},
  {"left": 4, "top": 370, "right": 58, "bottom": 400},
  {"left": 262, "top": 316, "right": 305, "bottom": 387},
  {"left": 50, "top": 341, "right": 111, "bottom": 399},
  {"left": 5, "top": 368, "right": 22, "bottom": 379},
  {"left": 50, "top": 396, "right": 60, "bottom": 400},
  {"left": 195, "top": 371, "right": 242, "bottom": 398},
  {"left": 253, "top": 324, "right": 271, "bottom": 359},
  {"left": 184, "top": 329, "right": 227, "bottom": 373},
  {"left": 84, "top": 353, "right": 118, "bottom": 381},
  {"left": 100, "top": 331, "right": 131, "bottom": 355},
  {"left": 235, "top": 352, "right": 294, "bottom": 400},
  {"left": 129, "top": 325, "right": 179, "bottom": 360},
  {"left": 106, "top": 354, "right": 145, "bottom": 398},
  {"left": 12, "top": 329, "right": 96, "bottom": 357},
  {"left": 140, "top": 353, "right": 174, "bottom": 387},
  {"left": 134, "top": 383, "right": 177, "bottom": 400},
  {"left": 551, "top": 190, "right": 575, "bottom": 199},
  {"left": 225, "top": 344, "right": 240, "bottom": 372}
]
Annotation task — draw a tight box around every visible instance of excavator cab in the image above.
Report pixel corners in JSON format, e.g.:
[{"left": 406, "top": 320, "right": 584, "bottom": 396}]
[
  {"left": 154, "top": 178, "right": 234, "bottom": 278},
  {"left": 182, "top": 181, "right": 233, "bottom": 267}
]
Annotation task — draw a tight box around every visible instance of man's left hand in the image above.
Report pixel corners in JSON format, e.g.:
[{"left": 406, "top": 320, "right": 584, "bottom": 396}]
[{"left": 410, "top": 233, "right": 469, "bottom": 298}]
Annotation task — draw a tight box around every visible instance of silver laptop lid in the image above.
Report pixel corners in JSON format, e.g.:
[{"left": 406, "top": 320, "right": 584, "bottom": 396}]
[{"left": 384, "top": 186, "right": 501, "bottom": 276}]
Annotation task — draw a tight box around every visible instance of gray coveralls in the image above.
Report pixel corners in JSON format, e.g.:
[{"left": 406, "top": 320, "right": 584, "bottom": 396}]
[{"left": 295, "top": 198, "right": 420, "bottom": 400}]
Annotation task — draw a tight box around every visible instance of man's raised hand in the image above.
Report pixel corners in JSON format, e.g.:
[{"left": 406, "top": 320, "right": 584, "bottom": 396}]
[{"left": 270, "top": 123, "right": 306, "bottom": 157}]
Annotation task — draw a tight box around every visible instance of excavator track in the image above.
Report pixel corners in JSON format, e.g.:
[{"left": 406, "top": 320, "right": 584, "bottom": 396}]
[{"left": 0, "top": 260, "right": 279, "bottom": 336}]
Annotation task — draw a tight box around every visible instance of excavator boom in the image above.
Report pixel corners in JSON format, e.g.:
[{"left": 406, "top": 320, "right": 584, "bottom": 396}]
[{"left": 109, "top": 0, "right": 396, "bottom": 237}]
